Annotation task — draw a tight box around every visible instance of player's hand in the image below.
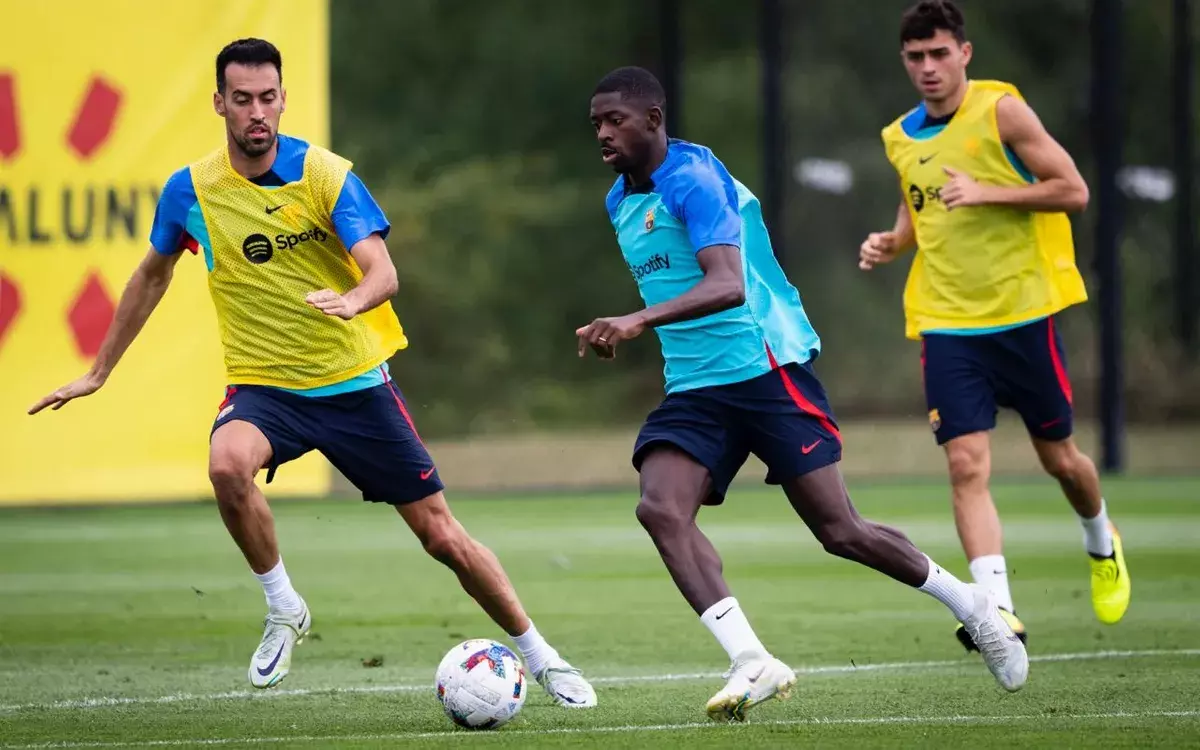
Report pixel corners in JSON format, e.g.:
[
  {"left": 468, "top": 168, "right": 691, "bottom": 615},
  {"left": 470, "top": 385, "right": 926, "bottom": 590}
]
[
  {"left": 859, "top": 231, "right": 899, "bottom": 270},
  {"left": 941, "top": 166, "right": 987, "bottom": 210},
  {"left": 305, "top": 289, "right": 359, "bottom": 320},
  {"left": 28, "top": 372, "right": 105, "bottom": 414},
  {"left": 575, "top": 314, "right": 647, "bottom": 359}
]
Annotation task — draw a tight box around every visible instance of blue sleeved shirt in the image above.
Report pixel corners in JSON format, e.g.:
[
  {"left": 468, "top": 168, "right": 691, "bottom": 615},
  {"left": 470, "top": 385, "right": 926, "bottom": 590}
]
[
  {"left": 148, "top": 134, "right": 393, "bottom": 395},
  {"left": 606, "top": 139, "right": 821, "bottom": 393}
]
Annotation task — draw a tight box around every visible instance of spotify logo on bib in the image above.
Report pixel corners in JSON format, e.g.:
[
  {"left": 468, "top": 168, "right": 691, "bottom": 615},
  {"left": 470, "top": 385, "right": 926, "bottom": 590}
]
[
  {"left": 909, "top": 183, "right": 925, "bottom": 213},
  {"left": 242, "top": 234, "right": 274, "bottom": 264}
]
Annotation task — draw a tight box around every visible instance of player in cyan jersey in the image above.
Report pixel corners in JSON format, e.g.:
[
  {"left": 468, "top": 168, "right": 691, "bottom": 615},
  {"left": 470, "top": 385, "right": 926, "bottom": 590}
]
[
  {"left": 29, "top": 38, "right": 596, "bottom": 708},
  {"left": 858, "top": 0, "right": 1131, "bottom": 650},
  {"left": 580, "top": 66, "right": 1027, "bottom": 722}
]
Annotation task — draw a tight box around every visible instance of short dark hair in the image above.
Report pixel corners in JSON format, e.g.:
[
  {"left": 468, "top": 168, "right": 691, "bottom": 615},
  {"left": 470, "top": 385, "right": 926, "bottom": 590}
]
[
  {"left": 593, "top": 66, "right": 666, "bottom": 108},
  {"left": 900, "top": 0, "right": 967, "bottom": 46},
  {"left": 216, "top": 38, "right": 283, "bottom": 93}
]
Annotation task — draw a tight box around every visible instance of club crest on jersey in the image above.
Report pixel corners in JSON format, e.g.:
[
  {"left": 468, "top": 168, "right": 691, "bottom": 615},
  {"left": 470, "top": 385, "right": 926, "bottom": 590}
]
[
  {"left": 928, "top": 408, "right": 941, "bottom": 432},
  {"left": 644, "top": 207, "right": 655, "bottom": 231}
]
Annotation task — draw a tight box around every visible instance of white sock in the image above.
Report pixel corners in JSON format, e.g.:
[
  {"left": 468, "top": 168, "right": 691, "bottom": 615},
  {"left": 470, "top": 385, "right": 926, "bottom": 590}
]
[
  {"left": 1080, "top": 498, "right": 1114, "bottom": 557},
  {"left": 700, "top": 597, "right": 768, "bottom": 661},
  {"left": 918, "top": 556, "right": 976, "bottom": 623},
  {"left": 968, "top": 554, "right": 1015, "bottom": 613},
  {"left": 512, "top": 623, "right": 560, "bottom": 677},
  {"left": 253, "top": 559, "right": 304, "bottom": 613}
]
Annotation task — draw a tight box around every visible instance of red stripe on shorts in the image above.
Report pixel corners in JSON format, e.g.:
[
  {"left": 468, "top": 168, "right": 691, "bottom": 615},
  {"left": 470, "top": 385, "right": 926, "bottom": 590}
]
[
  {"left": 765, "top": 344, "right": 842, "bottom": 443},
  {"left": 1047, "top": 318, "right": 1074, "bottom": 406},
  {"left": 919, "top": 338, "right": 927, "bottom": 389},
  {"left": 381, "top": 367, "right": 428, "bottom": 447}
]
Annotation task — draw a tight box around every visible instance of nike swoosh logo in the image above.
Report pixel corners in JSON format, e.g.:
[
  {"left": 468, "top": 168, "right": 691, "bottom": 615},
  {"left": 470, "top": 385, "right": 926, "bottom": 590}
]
[
  {"left": 919, "top": 154, "right": 937, "bottom": 164},
  {"left": 420, "top": 467, "right": 436, "bottom": 481},
  {"left": 256, "top": 643, "right": 286, "bottom": 676},
  {"left": 1040, "top": 417, "right": 1065, "bottom": 429},
  {"left": 265, "top": 204, "right": 286, "bottom": 214},
  {"left": 801, "top": 440, "right": 822, "bottom": 455},
  {"left": 715, "top": 606, "right": 735, "bottom": 620}
]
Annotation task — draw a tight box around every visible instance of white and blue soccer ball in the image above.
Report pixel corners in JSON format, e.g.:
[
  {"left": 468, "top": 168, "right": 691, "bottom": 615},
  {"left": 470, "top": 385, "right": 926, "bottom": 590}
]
[{"left": 434, "top": 639, "right": 527, "bottom": 730}]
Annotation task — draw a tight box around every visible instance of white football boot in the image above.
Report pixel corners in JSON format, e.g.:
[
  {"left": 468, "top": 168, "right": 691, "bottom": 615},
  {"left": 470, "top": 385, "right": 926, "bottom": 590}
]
[
  {"left": 705, "top": 651, "right": 797, "bottom": 722},
  {"left": 959, "top": 584, "right": 1029, "bottom": 692},
  {"left": 535, "top": 658, "right": 598, "bottom": 708},
  {"left": 248, "top": 600, "right": 311, "bottom": 689}
]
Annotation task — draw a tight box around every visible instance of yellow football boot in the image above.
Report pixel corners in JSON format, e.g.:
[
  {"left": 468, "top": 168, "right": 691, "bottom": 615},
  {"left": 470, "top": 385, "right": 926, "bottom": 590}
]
[{"left": 1090, "top": 522, "right": 1131, "bottom": 625}]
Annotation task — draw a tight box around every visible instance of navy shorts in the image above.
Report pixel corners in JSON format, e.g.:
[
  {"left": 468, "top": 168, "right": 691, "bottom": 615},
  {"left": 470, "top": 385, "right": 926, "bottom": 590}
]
[
  {"left": 633, "top": 361, "right": 843, "bottom": 505},
  {"left": 922, "top": 316, "right": 1074, "bottom": 445},
  {"left": 210, "top": 379, "right": 443, "bottom": 505}
]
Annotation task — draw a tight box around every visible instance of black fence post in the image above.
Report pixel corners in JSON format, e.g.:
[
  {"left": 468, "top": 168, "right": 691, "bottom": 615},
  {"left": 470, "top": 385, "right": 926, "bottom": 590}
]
[
  {"left": 1174, "top": 0, "right": 1196, "bottom": 355},
  {"left": 660, "top": 0, "right": 682, "bottom": 138},
  {"left": 1091, "top": 0, "right": 1126, "bottom": 472},
  {"left": 761, "top": 0, "right": 784, "bottom": 259}
]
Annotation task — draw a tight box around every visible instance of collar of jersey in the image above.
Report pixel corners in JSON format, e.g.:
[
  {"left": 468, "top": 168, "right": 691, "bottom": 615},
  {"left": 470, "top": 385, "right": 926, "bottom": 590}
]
[
  {"left": 221, "top": 134, "right": 308, "bottom": 189},
  {"left": 622, "top": 138, "right": 688, "bottom": 197},
  {"left": 901, "top": 80, "right": 976, "bottom": 140}
]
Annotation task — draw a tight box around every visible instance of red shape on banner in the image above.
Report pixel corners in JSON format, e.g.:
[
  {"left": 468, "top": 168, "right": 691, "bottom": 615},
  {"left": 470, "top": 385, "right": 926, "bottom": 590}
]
[
  {"left": 0, "top": 72, "right": 19, "bottom": 160},
  {"left": 67, "top": 272, "right": 115, "bottom": 358},
  {"left": 66, "top": 77, "right": 122, "bottom": 160},
  {"left": 0, "top": 274, "right": 20, "bottom": 350}
]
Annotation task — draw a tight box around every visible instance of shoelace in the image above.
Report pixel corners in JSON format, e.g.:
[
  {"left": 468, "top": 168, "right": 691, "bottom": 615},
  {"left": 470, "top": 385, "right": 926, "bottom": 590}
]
[
  {"left": 255, "top": 615, "right": 298, "bottom": 660},
  {"left": 255, "top": 628, "right": 286, "bottom": 660},
  {"left": 720, "top": 658, "right": 758, "bottom": 683},
  {"left": 539, "top": 665, "right": 583, "bottom": 682},
  {"left": 539, "top": 665, "right": 592, "bottom": 702},
  {"left": 969, "top": 618, "right": 1006, "bottom": 653}
]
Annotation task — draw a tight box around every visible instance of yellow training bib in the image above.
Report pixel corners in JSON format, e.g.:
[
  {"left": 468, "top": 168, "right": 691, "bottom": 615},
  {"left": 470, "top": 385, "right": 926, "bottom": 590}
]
[
  {"left": 881, "top": 79, "right": 1088, "bottom": 340},
  {"left": 190, "top": 144, "right": 407, "bottom": 388}
]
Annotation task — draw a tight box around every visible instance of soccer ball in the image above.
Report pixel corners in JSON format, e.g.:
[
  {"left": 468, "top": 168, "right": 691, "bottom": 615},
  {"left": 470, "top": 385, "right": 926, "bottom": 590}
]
[{"left": 434, "top": 639, "right": 527, "bottom": 730}]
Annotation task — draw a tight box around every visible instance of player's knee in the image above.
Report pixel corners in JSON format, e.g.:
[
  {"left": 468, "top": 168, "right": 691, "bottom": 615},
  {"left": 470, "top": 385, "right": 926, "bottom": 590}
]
[
  {"left": 420, "top": 520, "right": 473, "bottom": 570},
  {"left": 816, "top": 519, "right": 871, "bottom": 562},
  {"left": 1037, "top": 441, "right": 1080, "bottom": 481},
  {"left": 946, "top": 443, "right": 988, "bottom": 489},
  {"left": 635, "top": 495, "right": 689, "bottom": 537},
  {"left": 208, "top": 448, "right": 257, "bottom": 499}
]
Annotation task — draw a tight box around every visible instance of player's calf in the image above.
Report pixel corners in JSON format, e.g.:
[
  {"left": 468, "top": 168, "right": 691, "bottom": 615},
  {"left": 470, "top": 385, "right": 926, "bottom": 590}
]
[
  {"left": 396, "top": 493, "right": 598, "bottom": 707},
  {"left": 209, "top": 421, "right": 280, "bottom": 575},
  {"left": 635, "top": 447, "right": 733, "bottom": 614},
  {"left": 399, "top": 494, "right": 527, "bottom": 631},
  {"left": 635, "top": 494, "right": 732, "bottom": 613},
  {"left": 1033, "top": 436, "right": 1104, "bottom": 520},
  {"left": 784, "top": 466, "right": 928, "bottom": 587}
]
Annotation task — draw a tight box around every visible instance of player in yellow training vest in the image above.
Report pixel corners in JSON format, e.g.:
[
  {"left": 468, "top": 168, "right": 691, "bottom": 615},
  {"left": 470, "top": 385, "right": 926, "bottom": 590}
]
[
  {"left": 29, "top": 38, "right": 596, "bottom": 707},
  {"left": 858, "top": 1, "right": 1131, "bottom": 649}
]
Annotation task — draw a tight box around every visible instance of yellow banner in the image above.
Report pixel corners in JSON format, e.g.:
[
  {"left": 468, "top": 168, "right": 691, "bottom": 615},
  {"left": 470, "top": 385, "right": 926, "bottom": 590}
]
[{"left": 0, "top": 0, "right": 331, "bottom": 505}]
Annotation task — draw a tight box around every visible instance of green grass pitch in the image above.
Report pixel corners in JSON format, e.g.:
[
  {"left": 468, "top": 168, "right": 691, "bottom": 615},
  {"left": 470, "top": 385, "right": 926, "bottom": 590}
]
[{"left": 1, "top": 476, "right": 1197, "bottom": 748}]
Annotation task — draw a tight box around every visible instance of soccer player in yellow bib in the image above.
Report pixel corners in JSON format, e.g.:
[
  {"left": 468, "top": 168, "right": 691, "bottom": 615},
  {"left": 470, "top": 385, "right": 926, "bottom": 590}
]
[
  {"left": 859, "top": 1, "right": 1131, "bottom": 650},
  {"left": 28, "top": 38, "right": 596, "bottom": 708}
]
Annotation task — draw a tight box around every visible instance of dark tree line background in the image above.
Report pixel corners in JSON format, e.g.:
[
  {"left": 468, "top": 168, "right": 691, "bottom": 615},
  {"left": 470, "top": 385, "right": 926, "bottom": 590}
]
[{"left": 330, "top": 0, "right": 1199, "bottom": 438}]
